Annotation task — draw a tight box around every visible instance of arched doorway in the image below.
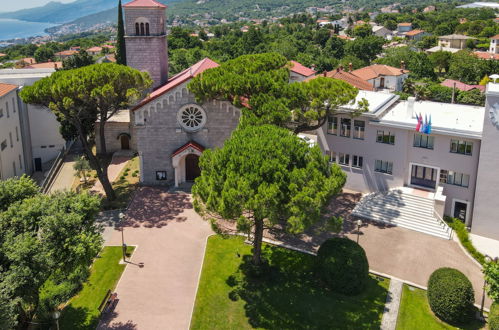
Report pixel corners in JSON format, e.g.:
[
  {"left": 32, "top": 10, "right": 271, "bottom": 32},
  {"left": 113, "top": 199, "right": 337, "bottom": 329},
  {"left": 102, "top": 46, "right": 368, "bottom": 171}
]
[
  {"left": 185, "top": 154, "right": 200, "bottom": 181},
  {"left": 120, "top": 134, "right": 130, "bottom": 150}
]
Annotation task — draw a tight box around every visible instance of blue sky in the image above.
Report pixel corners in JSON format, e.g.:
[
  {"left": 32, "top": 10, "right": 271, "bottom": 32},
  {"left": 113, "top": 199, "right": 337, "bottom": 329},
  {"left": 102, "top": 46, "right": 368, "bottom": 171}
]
[{"left": 1, "top": 0, "right": 75, "bottom": 13}]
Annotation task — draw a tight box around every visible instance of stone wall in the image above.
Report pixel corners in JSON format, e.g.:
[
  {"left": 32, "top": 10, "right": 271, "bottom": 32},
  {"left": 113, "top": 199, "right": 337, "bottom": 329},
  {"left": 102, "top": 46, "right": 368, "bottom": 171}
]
[
  {"left": 133, "top": 81, "right": 241, "bottom": 185},
  {"left": 95, "top": 122, "right": 135, "bottom": 154}
]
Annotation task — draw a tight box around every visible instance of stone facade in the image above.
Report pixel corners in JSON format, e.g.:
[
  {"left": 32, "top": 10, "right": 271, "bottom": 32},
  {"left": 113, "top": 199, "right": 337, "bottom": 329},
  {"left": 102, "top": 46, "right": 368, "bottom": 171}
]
[
  {"left": 133, "top": 81, "right": 241, "bottom": 185},
  {"left": 124, "top": 7, "right": 168, "bottom": 89}
]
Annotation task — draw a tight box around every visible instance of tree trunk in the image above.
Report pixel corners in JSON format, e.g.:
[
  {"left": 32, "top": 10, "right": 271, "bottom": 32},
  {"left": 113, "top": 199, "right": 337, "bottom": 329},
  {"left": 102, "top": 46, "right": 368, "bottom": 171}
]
[
  {"left": 77, "top": 128, "right": 116, "bottom": 200},
  {"left": 98, "top": 117, "right": 107, "bottom": 155},
  {"left": 252, "top": 218, "right": 264, "bottom": 265}
]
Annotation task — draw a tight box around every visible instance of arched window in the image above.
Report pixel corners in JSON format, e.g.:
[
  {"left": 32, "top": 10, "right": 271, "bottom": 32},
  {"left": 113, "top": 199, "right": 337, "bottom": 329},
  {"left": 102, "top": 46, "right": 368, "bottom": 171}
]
[
  {"left": 140, "top": 23, "right": 145, "bottom": 36},
  {"left": 135, "top": 23, "right": 140, "bottom": 35},
  {"left": 145, "top": 23, "right": 150, "bottom": 36}
]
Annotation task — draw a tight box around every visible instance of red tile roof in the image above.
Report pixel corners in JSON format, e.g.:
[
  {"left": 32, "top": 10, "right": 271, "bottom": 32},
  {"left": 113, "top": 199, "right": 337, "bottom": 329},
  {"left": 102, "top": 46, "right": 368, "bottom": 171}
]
[
  {"left": 0, "top": 83, "right": 18, "bottom": 97},
  {"left": 398, "top": 22, "right": 412, "bottom": 26},
  {"left": 172, "top": 141, "right": 205, "bottom": 157},
  {"left": 22, "top": 57, "right": 36, "bottom": 64},
  {"left": 474, "top": 51, "right": 499, "bottom": 60},
  {"left": 441, "top": 79, "right": 485, "bottom": 92},
  {"left": 87, "top": 46, "right": 102, "bottom": 52},
  {"left": 0, "top": 53, "right": 6, "bottom": 57},
  {"left": 26, "top": 61, "right": 62, "bottom": 69},
  {"left": 406, "top": 29, "right": 425, "bottom": 36},
  {"left": 123, "top": 0, "right": 166, "bottom": 8},
  {"left": 351, "top": 64, "right": 409, "bottom": 80},
  {"left": 306, "top": 69, "right": 374, "bottom": 91},
  {"left": 55, "top": 50, "right": 78, "bottom": 56},
  {"left": 289, "top": 60, "right": 316, "bottom": 77},
  {"left": 491, "top": 35, "right": 499, "bottom": 40},
  {"left": 133, "top": 58, "right": 219, "bottom": 111}
]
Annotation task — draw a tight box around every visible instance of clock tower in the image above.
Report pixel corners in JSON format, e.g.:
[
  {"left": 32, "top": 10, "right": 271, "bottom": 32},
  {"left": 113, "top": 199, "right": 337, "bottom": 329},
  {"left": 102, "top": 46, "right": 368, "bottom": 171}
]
[
  {"left": 123, "top": 0, "right": 168, "bottom": 89},
  {"left": 471, "top": 76, "right": 499, "bottom": 240}
]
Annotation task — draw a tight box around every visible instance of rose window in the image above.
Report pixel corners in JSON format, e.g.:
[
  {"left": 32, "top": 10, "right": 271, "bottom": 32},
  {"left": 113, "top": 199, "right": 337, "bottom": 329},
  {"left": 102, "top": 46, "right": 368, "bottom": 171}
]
[{"left": 177, "top": 105, "right": 206, "bottom": 132}]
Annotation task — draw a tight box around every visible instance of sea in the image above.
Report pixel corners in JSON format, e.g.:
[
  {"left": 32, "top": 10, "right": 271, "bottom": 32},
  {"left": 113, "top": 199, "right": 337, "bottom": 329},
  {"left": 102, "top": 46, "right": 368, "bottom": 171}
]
[{"left": 0, "top": 18, "right": 56, "bottom": 42}]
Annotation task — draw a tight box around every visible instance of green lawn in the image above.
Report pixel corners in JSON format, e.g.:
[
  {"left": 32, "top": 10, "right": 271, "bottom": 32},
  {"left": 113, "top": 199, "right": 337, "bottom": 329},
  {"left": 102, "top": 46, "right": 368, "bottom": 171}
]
[
  {"left": 191, "top": 235, "right": 390, "bottom": 330},
  {"left": 396, "top": 284, "right": 484, "bottom": 330},
  {"left": 58, "top": 246, "right": 134, "bottom": 329}
]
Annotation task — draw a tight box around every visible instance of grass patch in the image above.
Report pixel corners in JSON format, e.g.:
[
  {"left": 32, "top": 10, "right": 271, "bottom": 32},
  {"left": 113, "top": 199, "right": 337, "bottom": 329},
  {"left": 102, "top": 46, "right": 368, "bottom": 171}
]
[
  {"left": 444, "top": 216, "right": 485, "bottom": 265},
  {"left": 396, "top": 284, "right": 484, "bottom": 330},
  {"left": 191, "top": 235, "right": 389, "bottom": 330},
  {"left": 58, "top": 246, "right": 134, "bottom": 330},
  {"left": 101, "top": 156, "right": 140, "bottom": 210}
]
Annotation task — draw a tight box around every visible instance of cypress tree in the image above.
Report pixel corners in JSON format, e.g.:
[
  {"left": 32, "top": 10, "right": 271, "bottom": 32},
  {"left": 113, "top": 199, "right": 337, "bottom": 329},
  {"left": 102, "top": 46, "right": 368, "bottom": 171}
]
[{"left": 116, "top": 0, "right": 127, "bottom": 65}]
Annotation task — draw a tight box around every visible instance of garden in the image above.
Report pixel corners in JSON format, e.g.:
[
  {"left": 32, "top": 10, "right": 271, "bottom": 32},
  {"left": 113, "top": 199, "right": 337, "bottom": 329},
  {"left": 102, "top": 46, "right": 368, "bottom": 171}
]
[{"left": 190, "top": 235, "right": 389, "bottom": 330}]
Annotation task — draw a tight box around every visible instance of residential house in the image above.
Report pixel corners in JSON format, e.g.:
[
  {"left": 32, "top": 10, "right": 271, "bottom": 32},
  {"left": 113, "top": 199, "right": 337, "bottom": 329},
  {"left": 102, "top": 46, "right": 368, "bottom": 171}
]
[
  {"left": 0, "top": 83, "right": 26, "bottom": 180},
  {"left": 372, "top": 25, "right": 393, "bottom": 39},
  {"left": 474, "top": 51, "right": 499, "bottom": 60},
  {"left": 423, "top": 5, "right": 436, "bottom": 12},
  {"left": 309, "top": 67, "right": 374, "bottom": 91},
  {"left": 397, "top": 22, "right": 412, "bottom": 33},
  {"left": 427, "top": 34, "right": 475, "bottom": 53},
  {"left": 351, "top": 64, "right": 409, "bottom": 91},
  {"left": 489, "top": 35, "right": 499, "bottom": 54},
  {"left": 405, "top": 29, "right": 429, "bottom": 41},
  {"left": 54, "top": 50, "right": 78, "bottom": 60},
  {"left": 86, "top": 46, "right": 103, "bottom": 56},
  {"left": 441, "top": 79, "right": 485, "bottom": 92},
  {"left": 289, "top": 61, "right": 316, "bottom": 82}
]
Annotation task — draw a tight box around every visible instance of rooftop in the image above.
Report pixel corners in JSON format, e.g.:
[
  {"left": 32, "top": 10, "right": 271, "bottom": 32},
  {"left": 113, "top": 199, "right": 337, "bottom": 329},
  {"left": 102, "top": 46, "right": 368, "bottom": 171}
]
[
  {"left": 352, "top": 64, "right": 409, "bottom": 80},
  {"left": 438, "top": 34, "right": 475, "bottom": 40},
  {"left": 398, "top": 22, "right": 412, "bottom": 26},
  {"left": 0, "top": 83, "right": 17, "bottom": 97},
  {"left": 106, "top": 109, "right": 130, "bottom": 123},
  {"left": 441, "top": 79, "right": 485, "bottom": 92},
  {"left": 323, "top": 69, "right": 375, "bottom": 91},
  {"left": 123, "top": 0, "right": 167, "bottom": 8},
  {"left": 406, "top": 29, "right": 426, "bottom": 36},
  {"left": 26, "top": 61, "right": 62, "bottom": 69},
  {"left": 289, "top": 60, "right": 316, "bottom": 77},
  {"left": 379, "top": 99, "right": 484, "bottom": 138},
  {"left": 339, "top": 90, "right": 398, "bottom": 115}
]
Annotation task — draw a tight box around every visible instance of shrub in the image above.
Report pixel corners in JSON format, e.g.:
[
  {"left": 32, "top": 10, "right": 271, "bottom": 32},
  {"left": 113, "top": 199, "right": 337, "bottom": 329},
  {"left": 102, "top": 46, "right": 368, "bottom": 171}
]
[
  {"left": 427, "top": 84, "right": 453, "bottom": 103},
  {"left": 490, "top": 302, "right": 499, "bottom": 330},
  {"left": 132, "top": 172, "right": 137, "bottom": 177},
  {"left": 427, "top": 267, "right": 474, "bottom": 324},
  {"left": 444, "top": 216, "right": 485, "bottom": 264},
  {"left": 316, "top": 237, "right": 369, "bottom": 295}
]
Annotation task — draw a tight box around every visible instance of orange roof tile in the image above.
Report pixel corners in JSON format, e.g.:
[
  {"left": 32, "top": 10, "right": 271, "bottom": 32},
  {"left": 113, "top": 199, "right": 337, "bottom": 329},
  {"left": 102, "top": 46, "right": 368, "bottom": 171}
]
[
  {"left": 123, "top": 0, "right": 166, "bottom": 8},
  {"left": 22, "top": 57, "right": 36, "bottom": 64},
  {"left": 55, "top": 50, "right": 78, "bottom": 56},
  {"left": 473, "top": 51, "right": 499, "bottom": 60},
  {"left": 398, "top": 22, "right": 412, "bottom": 26},
  {"left": 306, "top": 69, "right": 374, "bottom": 91},
  {"left": 0, "top": 53, "right": 6, "bottom": 57},
  {"left": 26, "top": 61, "right": 62, "bottom": 69},
  {"left": 87, "top": 46, "right": 103, "bottom": 52},
  {"left": 351, "top": 64, "right": 409, "bottom": 80},
  {"left": 0, "top": 83, "right": 18, "bottom": 97},
  {"left": 491, "top": 35, "right": 499, "bottom": 40},
  {"left": 133, "top": 58, "right": 219, "bottom": 111},
  {"left": 289, "top": 60, "right": 316, "bottom": 77},
  {"left": 406, "top": 29, "right": 425, "bottom": 36}
]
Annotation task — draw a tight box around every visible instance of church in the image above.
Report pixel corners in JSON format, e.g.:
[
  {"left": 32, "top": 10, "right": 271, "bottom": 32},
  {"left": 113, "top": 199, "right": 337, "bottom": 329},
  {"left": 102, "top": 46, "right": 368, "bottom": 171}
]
[{"left": 96, "top": 0, "right": 315, "bottom": 187}]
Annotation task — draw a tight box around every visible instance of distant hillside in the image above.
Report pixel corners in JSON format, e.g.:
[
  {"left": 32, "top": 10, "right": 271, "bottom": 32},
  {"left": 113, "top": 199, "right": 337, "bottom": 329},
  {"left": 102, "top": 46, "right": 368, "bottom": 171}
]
[{"left": 0, "top": 0, "right": 131, "bottom": 24}]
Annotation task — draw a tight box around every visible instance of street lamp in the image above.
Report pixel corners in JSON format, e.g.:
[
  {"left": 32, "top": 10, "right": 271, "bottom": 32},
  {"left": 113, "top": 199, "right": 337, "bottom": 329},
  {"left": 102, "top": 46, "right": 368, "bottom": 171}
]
[
  {"left": 52, "top": 310, "right": 60, "bottom": 330},
  {"left": 481, "top": 255, "right": 492, "bottom": 317},
  {"left": 119, "top": 212, "right": 127, "bottom": 262},
  {"left": 356, "top": 219, "right": 363, "bottom": 244}
]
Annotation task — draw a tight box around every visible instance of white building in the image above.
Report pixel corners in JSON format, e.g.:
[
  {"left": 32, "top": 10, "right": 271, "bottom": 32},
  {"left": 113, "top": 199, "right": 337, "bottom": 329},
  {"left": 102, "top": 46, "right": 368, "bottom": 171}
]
[
  {"left": 489, "top": 35, "right": 499, "bottom": 54},
  {"left": 0, "top": 68, "right": 66, "bottom": 172},
  {"left": 0, "top": 84, "right": 26, "bottom": 179},
  {"left": 351, "top": 64, "right": 409, "bottom": 92}
]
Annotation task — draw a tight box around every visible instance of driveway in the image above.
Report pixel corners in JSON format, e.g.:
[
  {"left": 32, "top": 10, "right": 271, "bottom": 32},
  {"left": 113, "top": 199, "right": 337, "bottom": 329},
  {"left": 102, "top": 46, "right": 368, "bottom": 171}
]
[{"left": 98, "top": 186, "right": 213, "bottom": 330}]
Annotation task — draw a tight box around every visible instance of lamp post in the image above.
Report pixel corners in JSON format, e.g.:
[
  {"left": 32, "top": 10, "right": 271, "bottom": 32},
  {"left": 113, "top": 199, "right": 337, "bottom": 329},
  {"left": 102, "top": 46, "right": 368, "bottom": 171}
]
[
  {"left": 119, "top": 212, "right": 126, "bottom": 262},
  {"left": 52, "top": 310, "right": 60, "bottom": 330},
  {"left": 356, "top": 219, "right": 363, "bottom": 244},
  {"left": 481, "top": 255, "right": 492, "bottom": 317}
]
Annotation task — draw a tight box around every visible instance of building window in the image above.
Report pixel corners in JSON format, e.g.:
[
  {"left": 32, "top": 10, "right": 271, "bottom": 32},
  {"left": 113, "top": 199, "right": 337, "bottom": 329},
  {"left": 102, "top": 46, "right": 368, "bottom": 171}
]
[
  {"left": 0, "top": 140, "right": 6, "bottom": 151},
  {"left": 414, "top": 133, "right": 434, "bottom": 149},
  {"left": 12, "top": 161, "right": 16, "bottom": 177},
  {"left": 329, "top": 151, "right": 336, "bottom": 163},
  {"left": 12, "top": 98, "right": 15, "bottom": 113},
  {"left": 177, "top": 104, "right": 207, "bottom": 132},
  {"left": 9, "top": 132, "right": 12, "bottom": 148},
  {"left": 327, "top": 116, "right": 337, "bottom": 135},
  {"left": 6, "top": 102, "right": 9, "bottom": 118},
  {"left": 353, "top": 120, "right": 365, "bottom": 140},
  {"left": 338, "top": 153, "right": 349, "bottom": 166},
  {"left": 376, "top": 130, "right": 395, "bottom": 145},
  {"left": 375, "top": 160, "right": 393, "bottom": 174},
  {"left": 156, "top": 171, "right": 167, "bottom": 180},
  {"left": 0, "top": 108, "right": 3, "bottom": 118},
  {"left": 140, "top": 22, "right": 145, "bottom": 36},
  {"left": 352, "top": 155, "right": 363, "bottom": 168},
  {"left": 18, "top": 154, "right": 22, "bottom": 170},
  {"left": 450, "top": 139, "right": 473, "bottom": 156},
  {"left": 145, "top": 23, "right": 150, "bottom": 36},
  {"left": 15, "top": 127, "right": 19, "bottom": 141},
  {"left": 440, "top": 170, "right": 469, "bottom": 188},
  {"left": 135, "top": 23, "right": 140, "bottom": 35},
  {"left": 340, "top": 118, "right": 351, "bottom": 137}
]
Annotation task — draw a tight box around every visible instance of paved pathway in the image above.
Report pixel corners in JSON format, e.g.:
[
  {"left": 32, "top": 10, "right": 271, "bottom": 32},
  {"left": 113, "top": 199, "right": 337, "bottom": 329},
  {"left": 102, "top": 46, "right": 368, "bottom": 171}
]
[
  {"left": 91, "top": 156, "right": 131, "bottom": 195},
  {"left": 98, "top": 187, "right": 213, "bottom": 330},
  {"left": 380, "top": 279, "right": 403, "bottom": 330},
  {"left": 48, "top": 154, "right": 77, "bottom": 193}
]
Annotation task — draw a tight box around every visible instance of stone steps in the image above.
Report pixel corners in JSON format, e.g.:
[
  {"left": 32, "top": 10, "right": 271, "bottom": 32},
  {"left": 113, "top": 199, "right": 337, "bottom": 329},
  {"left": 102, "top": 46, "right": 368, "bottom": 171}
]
[{"left": 352, "top": 189, "right": 452, "bottom": 240}]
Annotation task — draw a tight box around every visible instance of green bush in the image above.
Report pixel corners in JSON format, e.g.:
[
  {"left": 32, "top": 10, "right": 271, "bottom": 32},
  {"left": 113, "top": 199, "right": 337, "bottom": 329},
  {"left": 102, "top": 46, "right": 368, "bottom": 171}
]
[
  {"left": 427, "top": 84, "right": 453, "bottom": 103},
  {"left": 444, "top": 216, "right": 485, "bottom": 265},
  {"left": 490, "top": 302, "right": 499, "bottom": 330},
  {"left": 316, "top": 237, "right": 369, "bottom": 295},
  {"left": 427, "top": 267, "right": 474, "bottom": 324}
]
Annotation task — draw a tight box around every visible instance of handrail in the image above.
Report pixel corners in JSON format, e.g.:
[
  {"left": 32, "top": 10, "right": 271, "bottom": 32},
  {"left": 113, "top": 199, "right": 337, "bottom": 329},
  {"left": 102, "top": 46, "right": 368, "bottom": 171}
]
[
  {"left": 41, "top": 139, "right": 75, "bottom": 194},
  {"left": 433, "top": 209, "right": 453, "bottom": 239}
]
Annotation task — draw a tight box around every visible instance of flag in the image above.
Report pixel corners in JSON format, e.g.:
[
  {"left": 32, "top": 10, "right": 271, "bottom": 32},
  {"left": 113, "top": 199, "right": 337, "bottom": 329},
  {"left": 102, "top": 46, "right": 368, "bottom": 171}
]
[
  {"left": 415, "top": 113, "right": 421, "bottom": 132},
  {"left": 427, "top": 114, "right": 432, "bottom": 134}
]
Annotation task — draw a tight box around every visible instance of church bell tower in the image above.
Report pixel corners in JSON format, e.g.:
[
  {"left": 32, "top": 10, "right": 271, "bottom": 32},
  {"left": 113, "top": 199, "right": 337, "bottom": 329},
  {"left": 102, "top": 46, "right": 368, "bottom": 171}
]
[{"left": 123, "top": 0, "right": 168, "bottom": 89}]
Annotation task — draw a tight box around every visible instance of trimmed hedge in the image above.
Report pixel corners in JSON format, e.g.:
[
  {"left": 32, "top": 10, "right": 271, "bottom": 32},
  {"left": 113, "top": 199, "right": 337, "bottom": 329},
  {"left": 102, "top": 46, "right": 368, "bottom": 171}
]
[
  {"left": 427, "top": 267, "right": 475, "bottom": 324},
  {"left": 316, "top": 237, "right": 369, "bottom": 295},
  {"left": 444, "top": 216, "right": 485, "bottom": 265},
  {"left": 491, "top": 302, "right": 499, "bottom": 330}
]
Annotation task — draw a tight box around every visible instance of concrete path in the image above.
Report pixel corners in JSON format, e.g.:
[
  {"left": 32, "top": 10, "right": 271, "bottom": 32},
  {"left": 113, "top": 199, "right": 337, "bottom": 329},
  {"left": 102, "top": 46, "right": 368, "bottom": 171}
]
[
  {"left": 91, "top": 156, "right": 131, "bottom": 195},
  {"left": 48, "top": 154, "right": 77, "bottom": 193},
  {"left": 97, "top": 187, "right": 213, "bottom": 330},
  {"left": 470, "top": 233, "right": 499, "bottom": 259},
  {"left": 380, "top": 279, "right": 403, "bottom": 330}
]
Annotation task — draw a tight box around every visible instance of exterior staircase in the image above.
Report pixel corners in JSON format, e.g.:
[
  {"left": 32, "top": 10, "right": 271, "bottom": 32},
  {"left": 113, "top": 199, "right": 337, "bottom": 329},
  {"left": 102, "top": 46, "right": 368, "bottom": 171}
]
[{"left": 351, "top": 188, "right": 453, "bottom": 239}]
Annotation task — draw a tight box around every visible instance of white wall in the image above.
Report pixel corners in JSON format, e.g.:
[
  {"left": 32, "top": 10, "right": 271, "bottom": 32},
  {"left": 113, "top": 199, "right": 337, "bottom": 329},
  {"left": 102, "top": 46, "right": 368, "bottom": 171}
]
[
  {"left": 28, "top": 105, "right": 66, "bottom": 164},
  {"left": 0, "top": 89, "right": 25, "bottom": 179}
]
